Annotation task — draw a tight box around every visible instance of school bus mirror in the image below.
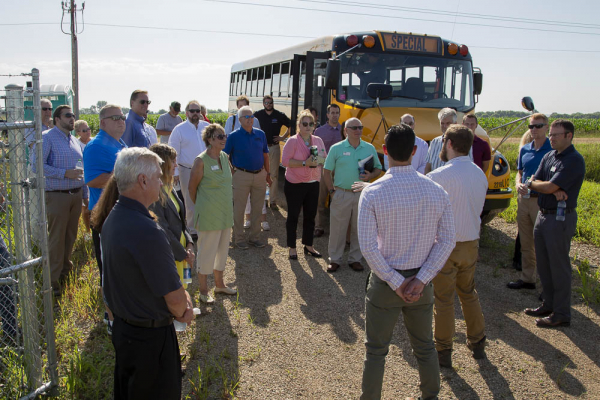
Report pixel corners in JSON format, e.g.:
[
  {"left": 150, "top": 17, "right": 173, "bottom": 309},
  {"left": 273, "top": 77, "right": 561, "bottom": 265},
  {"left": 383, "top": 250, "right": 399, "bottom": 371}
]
[
  {"left": 325, "top": 58, "right": 341, "bottom": 89},
  {"left": 473, "top": 72, "right": 483, "bottom": 95},
  {"left": 521, "top": 96, "right": 535, "bottom": 112},
  {"left": 367, "top": 83, "right": 393, "bottom": 100}
]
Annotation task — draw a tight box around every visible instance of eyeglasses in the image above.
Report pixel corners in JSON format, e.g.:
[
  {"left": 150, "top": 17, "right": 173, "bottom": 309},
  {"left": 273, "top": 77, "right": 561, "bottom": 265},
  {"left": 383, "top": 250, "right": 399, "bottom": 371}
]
[
  {"left": 264, "top": 101, "right": 273, "bottom": 105},
  {"left": 241, "top": 115, "right": 254, "bottom": 119},
  {"left": 139, "top": 100, "right": 151, "bottom": 105},
  {"left": 41, "top": 107, "right": 53, "bottom": 111},
  {"left": 62, "top": 113, "right": 75, "bottom": 119},
  {"left": 214, "top": 134, "right": 226, "bottom": 140},
  {"left": 102, "top": 115, "right": 126, "bottom": 121},
  {"left": 528, "top": 123, "right": 546, "bottom": 129},
  {"left": 79, "top": 128, "right": 91, "bottom": 132},
  {"left": 347, "top": 125, "right": 363, "bottom": 131},
  {"left": 548, "top": 132, "right": 567, "bottom": 138},
  {"left": 188, "top": 109, "right": 201, "bottom": 114},
  {"left": 403, "top": 121, "right": 415, "bottom": 126},
  {"left": 301, "top": 122, "right": 315, "bottom": 128}
]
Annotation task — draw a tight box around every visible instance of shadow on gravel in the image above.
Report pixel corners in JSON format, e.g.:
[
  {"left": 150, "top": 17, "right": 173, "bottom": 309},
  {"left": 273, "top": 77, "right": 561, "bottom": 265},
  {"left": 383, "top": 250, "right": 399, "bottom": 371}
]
[{"left": 563, "top": 308, "right": 600, "bottom": 369}]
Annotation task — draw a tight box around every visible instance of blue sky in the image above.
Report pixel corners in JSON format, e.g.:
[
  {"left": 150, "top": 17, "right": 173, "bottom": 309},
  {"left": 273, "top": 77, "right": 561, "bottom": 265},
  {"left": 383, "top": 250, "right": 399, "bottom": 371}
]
[{"left": 1, "top": 0, "right": 598, "bottom": 114}]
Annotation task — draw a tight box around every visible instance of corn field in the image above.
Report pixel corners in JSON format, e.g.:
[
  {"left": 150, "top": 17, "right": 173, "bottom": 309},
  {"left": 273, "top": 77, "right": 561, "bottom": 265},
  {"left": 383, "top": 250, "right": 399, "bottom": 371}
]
[{"left": 479, "top": 117, "right": 600, "bottom": 137}]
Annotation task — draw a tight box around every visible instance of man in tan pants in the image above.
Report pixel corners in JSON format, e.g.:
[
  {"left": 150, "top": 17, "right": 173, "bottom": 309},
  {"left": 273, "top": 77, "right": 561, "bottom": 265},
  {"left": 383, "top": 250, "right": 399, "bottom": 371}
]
[
  {"left": 507, "top": 114, "right": 552, "bottom": 290},
  {"left": 428, "top": 125, "right": 488, "bottom": 368}
]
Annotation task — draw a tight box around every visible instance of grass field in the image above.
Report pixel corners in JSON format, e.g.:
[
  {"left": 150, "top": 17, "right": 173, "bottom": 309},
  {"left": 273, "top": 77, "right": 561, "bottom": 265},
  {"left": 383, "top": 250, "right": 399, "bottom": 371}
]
[{"left": 480, "top": 117, "right": 600, "bottom": 138}]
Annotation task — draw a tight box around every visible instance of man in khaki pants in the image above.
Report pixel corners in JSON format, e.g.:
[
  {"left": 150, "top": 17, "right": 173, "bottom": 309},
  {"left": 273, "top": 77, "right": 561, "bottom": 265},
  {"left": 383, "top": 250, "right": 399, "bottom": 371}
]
[
  {"left": 428, "top": 124, "right": 488, "bottom": 368},
  {"left": 224, "top": 106, "right": 272, "bottom": 249},
  {"left": 507, "top": 113, "right": 552, "bottom": 290}
]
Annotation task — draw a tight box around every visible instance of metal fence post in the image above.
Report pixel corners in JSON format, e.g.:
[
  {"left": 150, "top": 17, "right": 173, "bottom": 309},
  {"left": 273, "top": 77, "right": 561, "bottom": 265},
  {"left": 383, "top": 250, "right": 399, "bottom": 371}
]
[{"left": 5, "top": 83, "right": 42, "bottom": 389}]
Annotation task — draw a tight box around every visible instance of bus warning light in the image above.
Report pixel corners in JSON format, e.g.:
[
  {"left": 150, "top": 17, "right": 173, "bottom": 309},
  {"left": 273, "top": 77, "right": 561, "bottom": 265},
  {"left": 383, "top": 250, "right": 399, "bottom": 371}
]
[
  {"left": 363, "top": 35, "right": 376, "bottom": 48},
  {"left": 448, "top": 43, "right": 458, "bottom": 55},
  {"left": 346, "top": 35, "right": 359, "bottom": 47},
  {"left": 459, "top": 45, "right": 469, "bottom": 56}
]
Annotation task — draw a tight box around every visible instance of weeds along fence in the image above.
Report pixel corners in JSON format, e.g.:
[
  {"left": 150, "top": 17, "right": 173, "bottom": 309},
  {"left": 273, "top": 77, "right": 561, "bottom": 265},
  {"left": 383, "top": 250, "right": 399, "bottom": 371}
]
[{"left": 0, "top": 69, "right": 58, "bottom": 398}]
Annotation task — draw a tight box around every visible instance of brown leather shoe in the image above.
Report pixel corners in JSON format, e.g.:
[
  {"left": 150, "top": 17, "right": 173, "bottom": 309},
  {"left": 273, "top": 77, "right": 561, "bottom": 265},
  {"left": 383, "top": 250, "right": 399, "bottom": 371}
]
[
  {"left": 349, "top": 262, "right": 364, "bottom": 271},
  {"left": 327, "top": 263, "right": 340, "bottom": 273},
  {"left": 524, "top": 305, "right": 552, "bottom": 317},
  {"left": 314, "top": 228, "right": 325, "bottom": 237},
  {"left": 437, "top": 349, "right": 452, "bottom": 368},
  {"left": 536, "top": 316, "right": 570, "bottom": 328}
]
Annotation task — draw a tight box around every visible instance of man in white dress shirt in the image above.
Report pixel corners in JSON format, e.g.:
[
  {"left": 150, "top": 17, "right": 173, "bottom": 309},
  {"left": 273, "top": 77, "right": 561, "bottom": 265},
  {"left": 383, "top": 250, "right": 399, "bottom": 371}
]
[
  {"left": 425, "top": 108, "right": 473, "bottom": 174},
  {"left": 168, "top": 100, "right": 209, "bottom": 236},
  {"left": 427, "top": 124, "right": 488, "bottom": 369},
  {"left": 383, "top": 114, "right": 428, "bottom": 174}
]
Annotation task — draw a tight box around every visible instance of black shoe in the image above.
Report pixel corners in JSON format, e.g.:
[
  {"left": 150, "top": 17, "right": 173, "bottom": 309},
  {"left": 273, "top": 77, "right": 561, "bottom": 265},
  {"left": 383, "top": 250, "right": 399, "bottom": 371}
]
[
  {"left": 536, "top": 315, "right": 570, "bottom": 328},
  {"left": 524, "top": 305, "right": 553, "bottom": 317},
  {"left": 304, "top": 247, "right": 322, "bottom": 258},
  {"left": 507, "top": 279, "right": 535, "bottom": 290},
  {"left": 437, "top": 349, "right": 452, "bottom": 368},
  {"left": 289, "top": 250, "right": 298, "bottom": 260},
  {"left": 467, "top": 336, "right": 486, "bottom": 360}
]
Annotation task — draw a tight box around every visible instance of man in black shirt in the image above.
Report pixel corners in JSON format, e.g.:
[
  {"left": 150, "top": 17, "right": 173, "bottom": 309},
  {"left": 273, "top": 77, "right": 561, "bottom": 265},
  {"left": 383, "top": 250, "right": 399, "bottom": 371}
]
[
  {"left": 254, "top": 94, "right": 291, "bottom": 210},
  {"left": 524, "top": 120, "right": 585, "bottom": 328},
  {"left": 102, "top": 147, "right": 193, "bottom": 399}
]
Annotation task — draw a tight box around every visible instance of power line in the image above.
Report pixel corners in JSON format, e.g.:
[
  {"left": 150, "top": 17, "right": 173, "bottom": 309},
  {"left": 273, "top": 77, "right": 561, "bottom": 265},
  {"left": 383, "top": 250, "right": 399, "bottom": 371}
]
[
  {"left": 295, "top": 0, "right": 600, "bottom": 30},
  {"left": 199, "top": 0, "right": 600, "bottom": 38}
]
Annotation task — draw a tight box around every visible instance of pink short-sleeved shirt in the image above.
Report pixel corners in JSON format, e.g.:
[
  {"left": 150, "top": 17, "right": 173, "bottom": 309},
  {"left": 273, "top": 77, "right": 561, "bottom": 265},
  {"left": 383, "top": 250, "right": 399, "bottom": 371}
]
[{"left": 282, "top": 134, "right": 326, "bottom": 184}]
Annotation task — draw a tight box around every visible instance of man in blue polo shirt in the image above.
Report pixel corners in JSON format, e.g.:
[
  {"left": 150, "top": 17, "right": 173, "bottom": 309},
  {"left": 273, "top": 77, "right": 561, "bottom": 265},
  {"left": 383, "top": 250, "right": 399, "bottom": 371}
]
[
  {"left": 224, "top": 106, "right": 271, "bottom": 249},
  {"left": 83, "top": 104, "right": 127, "bottom": 329},
  {"left": 122, "top": 89, "right": 151, "bottom": 147},
  {"left": 507, "top": 113, "right": 552, "bottom": 291},
  {"left": 524, "top": 119, "right": 585, "bottom": 328}
]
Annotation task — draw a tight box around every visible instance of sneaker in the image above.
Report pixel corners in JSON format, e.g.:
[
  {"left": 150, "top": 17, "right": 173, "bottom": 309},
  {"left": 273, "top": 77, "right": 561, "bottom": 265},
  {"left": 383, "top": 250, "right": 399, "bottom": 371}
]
[
  {"left": 467, "top": 337, "right": 486, "bottom": 360},
  {"left": 200, "top": 293, "right": 215, "bottom": 304},
  {"left": 244, "top": 220, "right": 251, "bottom": 229},
  {"left": 214, "top": 287, "right": 237, "bottom": 295},
  {"left": 261, "top": 221, "right": 271, "bottom": 231},
  {"left": 236, "top": 241, "right": 250, "bottom": 250},
  {"left": 249, "top": 240, "right": 266, "bottom": 248},
  {"left": 107, "top": 320, "right": 113, "bottom": 336}
]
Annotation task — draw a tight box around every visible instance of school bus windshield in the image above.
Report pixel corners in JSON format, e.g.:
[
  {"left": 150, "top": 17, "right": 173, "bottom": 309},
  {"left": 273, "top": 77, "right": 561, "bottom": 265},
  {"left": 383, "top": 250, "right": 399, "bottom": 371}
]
[{"left": 337, "top": 52, "right": 475, "bottom": 112}]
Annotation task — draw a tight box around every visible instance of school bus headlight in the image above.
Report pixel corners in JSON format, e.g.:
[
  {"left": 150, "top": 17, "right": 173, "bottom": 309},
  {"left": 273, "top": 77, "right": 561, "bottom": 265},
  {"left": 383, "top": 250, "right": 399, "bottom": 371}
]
[
  {"left": 346, "top": 35, "right": 359, "bottom": 47},
  {"left": 459, "top": 45, "right": 469, "bottom": 56},
  {"left": 492, "top": 152, "right": 509, "bottom": 177},
  {"left": 363, "top": 35, "right": 375, "bottom": 48},
  {"left": 448, "top": 43, "right": 458, "bottom": 55}
]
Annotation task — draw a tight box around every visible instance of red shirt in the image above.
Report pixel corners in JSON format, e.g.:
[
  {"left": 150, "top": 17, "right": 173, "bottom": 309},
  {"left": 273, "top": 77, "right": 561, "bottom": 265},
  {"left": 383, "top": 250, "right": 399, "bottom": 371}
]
[{"left": 472, "top": 135, "right": 491, "bottom": 170}]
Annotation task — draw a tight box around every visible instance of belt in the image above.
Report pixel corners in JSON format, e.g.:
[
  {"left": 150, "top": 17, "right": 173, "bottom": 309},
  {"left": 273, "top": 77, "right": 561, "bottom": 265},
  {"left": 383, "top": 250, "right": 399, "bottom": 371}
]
[
  {"left": 48, "top": 187, "right": 81, "bottom": 194},
  {"left": 540, "top": 207, "right": 574, "bottom": 215},
  {"left": 394, "top": 267, "right": 421, "bottom": 278},
  {"left": 334, "top": 186, "right": 354, "bottom": 192},
  {"left": 119, "top": 315, "right": 173, "bottom": 328},
  {"left": 529, "top": 193, "right": 539, "bottom": 198},
  {"left": 236, "top": 167, "right": 263, "bottom": 174},
  {"left": 177, "top": 164, "right": 192, "bottom": 170}
]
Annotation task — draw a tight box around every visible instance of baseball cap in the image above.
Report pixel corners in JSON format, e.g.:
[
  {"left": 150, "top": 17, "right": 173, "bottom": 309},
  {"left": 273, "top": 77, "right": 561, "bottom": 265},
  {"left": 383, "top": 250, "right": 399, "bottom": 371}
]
[{"left": 170, "top": 101, "right": 181, "bottom": 112}]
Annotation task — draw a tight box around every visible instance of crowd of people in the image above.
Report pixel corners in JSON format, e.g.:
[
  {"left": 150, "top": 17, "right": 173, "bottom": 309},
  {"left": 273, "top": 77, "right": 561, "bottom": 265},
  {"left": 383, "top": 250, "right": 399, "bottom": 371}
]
[{"left": 28, "top": 88, "right": 585, "bottom": 399}]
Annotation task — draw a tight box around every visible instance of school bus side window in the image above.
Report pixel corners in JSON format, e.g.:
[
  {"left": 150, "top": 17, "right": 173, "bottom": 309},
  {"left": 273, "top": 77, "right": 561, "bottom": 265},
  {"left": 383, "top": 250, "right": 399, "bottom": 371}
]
[
  {"left": 280, "top": 62, "right": 290, "bottom": 97},
  {"left": 272, "top": 63, "right": 281, "bottom": 97}
]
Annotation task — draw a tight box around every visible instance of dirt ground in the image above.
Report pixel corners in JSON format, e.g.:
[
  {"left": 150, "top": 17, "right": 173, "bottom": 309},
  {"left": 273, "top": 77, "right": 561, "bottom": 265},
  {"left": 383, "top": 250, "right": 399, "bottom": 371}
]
[{"left": 180, "top": 173, "right": 600, "bottom": 400}]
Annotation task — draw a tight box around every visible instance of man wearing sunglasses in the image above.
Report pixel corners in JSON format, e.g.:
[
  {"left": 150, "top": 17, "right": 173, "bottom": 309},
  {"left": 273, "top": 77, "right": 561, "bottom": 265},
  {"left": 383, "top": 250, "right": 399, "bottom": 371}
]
[
  {"left": 253, "top": 95, "right": 291, "bottom": 210},
  {"left": 35, "top": 105, "right": 88, "bottom": 296},
  {"left": 25, "top": 98, "right": 53, "bottom": 146},
  {"left": 168, "top": 100, "right": 210, "bottom": 238},
  {"left": 122, "top": 89, "right": 152, "bottom": 148},
  {"left": 323, "top": 118, "right": 381, "bottom": 273},
  {"left": 507, "top": 113, "right": 552, "bottom": 291}
]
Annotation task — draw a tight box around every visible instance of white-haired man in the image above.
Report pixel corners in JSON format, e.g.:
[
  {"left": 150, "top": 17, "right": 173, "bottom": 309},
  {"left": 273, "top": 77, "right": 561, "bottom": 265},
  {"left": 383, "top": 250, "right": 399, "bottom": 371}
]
[
  {"left": 224, "top": 105, "right": 271, "bottom": 249},
  {"left": 425, "top": 108, "right": 473, "bottom": 174},
  {"left": 168, "top": 100, "right": 210, "bottom": 237},
  {"left": 102, "top": 147, "right": 193, "bottom": 399}
]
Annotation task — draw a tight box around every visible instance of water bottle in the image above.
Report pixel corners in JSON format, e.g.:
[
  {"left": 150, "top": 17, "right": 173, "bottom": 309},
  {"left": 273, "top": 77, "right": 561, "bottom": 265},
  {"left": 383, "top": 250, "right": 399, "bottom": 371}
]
[
  {"left": 522, "top": 177, "right": 531, "bottom": 198},
  {"left": 556, "top": 200, "right": 566, "bottom": 221},
  {"left": 174, "top": 307, "right": 201, "bottom": 332},
  {"left": 265, "top": 186, "right": 270, "bottom": 207},
  {"left": 75, "top": 159, "right": 84, "bottom": 180},
  {"left": 183, "top": 266, "right": 192, "bottom": 284}
]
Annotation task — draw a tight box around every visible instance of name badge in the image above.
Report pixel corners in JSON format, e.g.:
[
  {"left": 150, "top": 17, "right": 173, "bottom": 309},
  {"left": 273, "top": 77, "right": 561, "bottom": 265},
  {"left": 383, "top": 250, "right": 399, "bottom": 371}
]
[
  {"left": 211, "top": 165, "right": 220, "bottom": 171},
  {"left": 550, "top": 166, "right": 556, "bottom": 173},
  {"left": 343, "top": 152, "right": 351, "bottom": 156}
]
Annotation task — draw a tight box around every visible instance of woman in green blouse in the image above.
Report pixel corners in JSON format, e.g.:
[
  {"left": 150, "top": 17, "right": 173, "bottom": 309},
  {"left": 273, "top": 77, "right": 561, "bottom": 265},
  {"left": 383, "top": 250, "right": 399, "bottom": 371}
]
[{"left": 189, "top": 124, "right": 236, "bottom": 304}]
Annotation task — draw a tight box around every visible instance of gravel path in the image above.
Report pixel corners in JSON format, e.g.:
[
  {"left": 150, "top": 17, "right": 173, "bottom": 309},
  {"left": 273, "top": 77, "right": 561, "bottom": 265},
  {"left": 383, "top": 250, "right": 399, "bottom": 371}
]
[{"left": 179, "top": 176, "right": 600, "bottom": 400}]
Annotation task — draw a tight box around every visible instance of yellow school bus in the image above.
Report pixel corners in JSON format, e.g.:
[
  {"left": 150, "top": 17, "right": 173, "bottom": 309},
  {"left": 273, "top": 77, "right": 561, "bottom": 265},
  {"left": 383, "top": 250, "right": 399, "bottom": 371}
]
[{"left": 229, "top": 31, "right": 512, "bottom": 222}]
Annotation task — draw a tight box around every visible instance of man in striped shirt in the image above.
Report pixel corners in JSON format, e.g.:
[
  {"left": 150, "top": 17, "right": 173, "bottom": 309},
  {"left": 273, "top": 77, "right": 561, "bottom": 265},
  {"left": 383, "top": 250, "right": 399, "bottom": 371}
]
[
  {"left": 358, "top": 123, "right": 455, "bottom": 400},
  {"left": 428, "top": 124, "right": 488, "bottom": 369},
  {"left": 425, "top": 108, "right": 473, "bottom": 174}
]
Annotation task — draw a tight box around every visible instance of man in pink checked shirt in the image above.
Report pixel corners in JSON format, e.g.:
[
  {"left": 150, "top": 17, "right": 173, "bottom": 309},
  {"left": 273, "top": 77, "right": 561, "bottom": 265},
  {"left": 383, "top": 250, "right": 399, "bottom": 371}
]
[{"left": 358, "top": 123, "right": 455, "bottom": 400}]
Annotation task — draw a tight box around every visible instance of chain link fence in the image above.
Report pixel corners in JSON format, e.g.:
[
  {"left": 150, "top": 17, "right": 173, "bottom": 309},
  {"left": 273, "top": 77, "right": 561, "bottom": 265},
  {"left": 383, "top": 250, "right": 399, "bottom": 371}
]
[{"left": 0, "top": 69, "right": 58, "bottom": 398}]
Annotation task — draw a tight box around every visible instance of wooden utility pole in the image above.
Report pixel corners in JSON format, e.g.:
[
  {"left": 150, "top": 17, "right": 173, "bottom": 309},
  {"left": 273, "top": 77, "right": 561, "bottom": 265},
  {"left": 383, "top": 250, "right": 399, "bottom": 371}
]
[{"left": 61, "top": 1, "right": 85, "bottom": 119}]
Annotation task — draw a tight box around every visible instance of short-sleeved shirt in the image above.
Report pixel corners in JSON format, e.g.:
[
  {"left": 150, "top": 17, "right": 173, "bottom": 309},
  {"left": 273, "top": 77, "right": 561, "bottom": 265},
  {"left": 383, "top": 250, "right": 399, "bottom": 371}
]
[
  {"left": 122, "top": 112, "right": 150, "bottom": 148},
  {"left": 156, "top": 113, "right": 183, "bottom": 144},
  {"left": 324, "top": 138, "right": 382, "bottom": 190},
  {"left": 224, "top": 127, "right": 269, "bottom": 171},
  {"left": 313, "top": 123, "right": 342, "bottom": 153},
  {"left": 224, "top": 115, "right": 261, "bottom": 136},
  {"left": 83, "top": 129, "right": 127, "bottom": 210},
  {"left": 534, "top": 145, "right": 585, "bottom": 210},
  {"left": 253, "top": 109, "right": 291, "bottom": 145},
  {"left": 102, "top": 196, "right": 182, "bottom": 322},
  {"left": 472, "top": 135, "right": 491, "bottom": 171},
  {"left": 518, "top": 138, "right": 552, "bottom": 184}
]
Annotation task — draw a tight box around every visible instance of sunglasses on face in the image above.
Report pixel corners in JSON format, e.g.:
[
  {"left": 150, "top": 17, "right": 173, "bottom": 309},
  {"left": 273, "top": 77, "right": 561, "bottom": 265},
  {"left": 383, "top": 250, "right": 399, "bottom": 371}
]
[
  {"left": 62, "top": 113, "right": 75, "bottom": 119},
  {"left": 264, "top": 101, "right": 273, "bottom": 105},
  {"left": 347, "top": 125, "right": 363, "bottom": 131},
  {"left": 42, "top": 107, "right": 53, "bottom": 111},
  {"left": 188, "top": 109, "right": 201, "bottom": 114},
  {"left": 213, "top": 134, "right": 226, "bottom": 140},
  {"left": 103, "top": 115, "right": 126, "bottom": 121},
  {"left": 301, "top": 122, "right": 315, "bottom": 128},
  {"left": 241, "top": 115, "right": 254, "bottom": 119},
  {"left": 139, "top": 100, "right": 151, "bottom": 105},
  {"left": 528, "top": 123, "right": 546, "bottom": 129}
]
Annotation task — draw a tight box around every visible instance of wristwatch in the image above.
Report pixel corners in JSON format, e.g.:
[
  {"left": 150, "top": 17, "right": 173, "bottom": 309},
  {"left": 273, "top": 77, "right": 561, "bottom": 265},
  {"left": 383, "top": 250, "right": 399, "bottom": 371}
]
[
  {"left": 526, "top": 178, "right": 533, "bottom": 188},
  {"left": 329, "top": 188, "right": 335, "bottom": 194},
  {"left": 302, "top": 160, "right": 306, "bottom": 167}
]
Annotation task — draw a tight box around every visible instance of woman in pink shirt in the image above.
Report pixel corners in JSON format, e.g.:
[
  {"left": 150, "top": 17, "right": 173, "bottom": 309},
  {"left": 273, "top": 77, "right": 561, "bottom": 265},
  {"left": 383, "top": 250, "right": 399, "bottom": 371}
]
[{"left": 282, "top": 110, "right": 327, "bottom": 260}]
